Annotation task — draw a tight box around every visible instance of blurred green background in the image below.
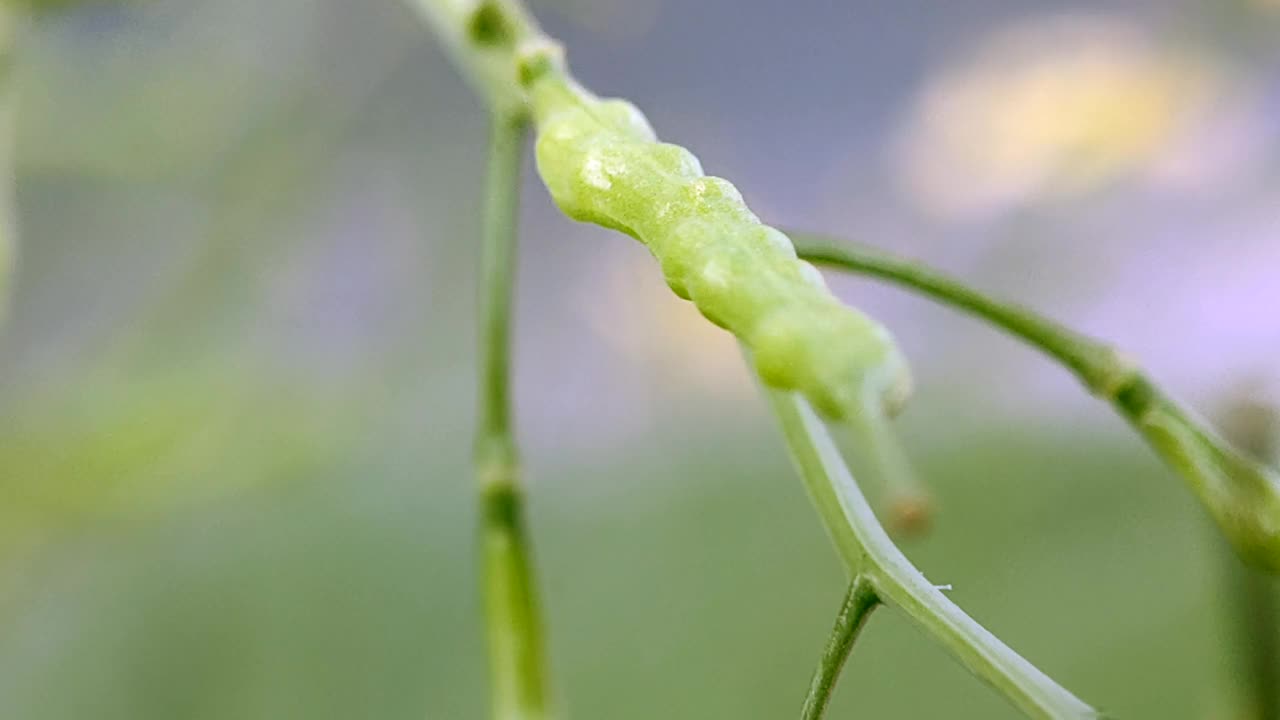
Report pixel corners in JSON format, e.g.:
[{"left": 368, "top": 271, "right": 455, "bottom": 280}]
[{"left": 1, "top": 0, "right": 1278, "bottom": 718}]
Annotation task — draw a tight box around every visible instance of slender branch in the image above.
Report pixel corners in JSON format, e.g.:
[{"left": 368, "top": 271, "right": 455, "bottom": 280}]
[
  {"left": 477, "top": 112, "right": 525, "bottom": 444},
  {"left": 0, "top": 3, "right": 18, "bottom": 327},
  {"left": 765, "top": 386, "right": 1095, "bottom": 719},
  {"left": 407, "top": 5, "right": 555, "bottom": 713},
  {"left": 1218, "top": 398, "right": 1280, "bottom": 719},
  {"left": 475, "top": 110, "right": 551, "bottom": 720},
  {"left": 801, "top": 576, "right": 880, "bottom": 720},
  {"left": 791, "top": 235, "right": 1125, "bottom": 394},
  {"left": 792, "top": 232, "right": 1280, "bottom": 573}
]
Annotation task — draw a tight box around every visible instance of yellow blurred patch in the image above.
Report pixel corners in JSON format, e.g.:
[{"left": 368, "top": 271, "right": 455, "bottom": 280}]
[{"left": 894, "top": 15, "right": 1218, "bottom": 219}]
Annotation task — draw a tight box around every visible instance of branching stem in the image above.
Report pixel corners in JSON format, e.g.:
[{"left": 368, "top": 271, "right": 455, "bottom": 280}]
[
  {"left": 801, "top": 576, "right": 880, "bottom": 720},
  {"left": 765, "top": 388, "right": 1094, "bottom": 718}
]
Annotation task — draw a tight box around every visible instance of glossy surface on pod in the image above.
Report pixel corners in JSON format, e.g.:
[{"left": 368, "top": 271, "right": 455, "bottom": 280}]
[{"left": 528, "top": 75, "right": 910, "bottom": 420}]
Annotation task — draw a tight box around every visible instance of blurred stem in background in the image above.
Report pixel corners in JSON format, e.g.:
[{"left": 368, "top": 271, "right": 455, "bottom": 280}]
[
  {"left": 474, "top": 109, "right": 552, "bottom": 720},
  {"left": 110, "top": 33, "right": 419, "bottom": 366},
  {"left": 807, "top": 412, "right": 930, "bottom": 718},
  {"left": 0, "top": 2, "right": 18, "bottom": 328},
  {"left": 1217, "top": 395, "right": 1280, "bottom": 720}
]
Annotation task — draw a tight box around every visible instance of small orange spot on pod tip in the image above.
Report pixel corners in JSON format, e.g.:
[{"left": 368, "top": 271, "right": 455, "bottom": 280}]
[{"left": 888, "top": 491, "right": 934, "bottom": 538}]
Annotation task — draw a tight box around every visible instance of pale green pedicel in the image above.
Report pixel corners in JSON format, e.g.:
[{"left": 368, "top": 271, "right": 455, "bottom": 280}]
[{"left": 524, "top": 66, "right": 909, "bottom": 421}]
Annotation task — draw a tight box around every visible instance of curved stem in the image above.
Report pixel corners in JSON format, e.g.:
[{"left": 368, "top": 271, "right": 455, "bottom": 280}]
[
  {"left": 475, "top": 110, "right": 551, "bottom": 720},
  {"left": 765, "top": 386, "right": 1095, "bottom": 719},
  {"left": 792, "top": 235, "right": 1119, "bottom": 393},
  {"left": 801, "top": 576, "right": 880, "bottom": 720},
  {"left": 792, "top": 232, "right": 1280, "bottom": 573}
]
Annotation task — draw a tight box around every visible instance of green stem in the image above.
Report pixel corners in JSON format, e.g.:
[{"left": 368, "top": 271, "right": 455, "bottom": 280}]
[
  {"left": 475, "top": 110, "right": 551, "bottom": 720},
  {"left": 477, "top": 111, "right": 525, "bottom": 442},
  {"left": 1222, "top": 544, "right": 1279, "bottom": 719},
  {"left": 0, "top": 2, "right": 18, "bottom": 328},
  {"left": 765, "top": 387, "right": 1095, "bottom": 719},
  {"left": 1218, "top": 400, "right": 1280, "bottom": 719},
  {"left": 843, "top": 402, "right": 932, "bottom": 536},
  {"left": 792, "top": 233, "right": 1280, "bottom": 573},
  {"left": 405, "top": 0, "right": 542, "bottom": 115},
  {"left": 792, "top": 236, "right": 1121, "bottom": 394},
  {"left": 800, "top": 576, "right": 880, "bottom": 720}
]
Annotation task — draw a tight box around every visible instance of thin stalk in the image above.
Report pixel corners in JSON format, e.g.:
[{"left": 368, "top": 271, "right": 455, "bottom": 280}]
[
  {"left": 792, "top": 233, "right": 1280, "bottom": 573},
  {"left": 1221, "top": 545, "right": 1279, "bottom": 719},
  {"left": 0, "top": 3, "right": 18, "bottom": 327},
  {"left": 1218, "top": 399, "right": 1280, "bottom": 719},
  {"left": 791, "top": 235, "right": 1125, "bottom": 394},
  {"left": 801, "top": 575, "right": 880, "bottom": 720},
  {"left": 765, "top": 387, "right": 1095, "bottom": 719},
  {"left": 475, "top": 110, "right": 551, "bottom": 720},
  {"left": 843, "top": 403, "right": 932, "bottom": 536}
]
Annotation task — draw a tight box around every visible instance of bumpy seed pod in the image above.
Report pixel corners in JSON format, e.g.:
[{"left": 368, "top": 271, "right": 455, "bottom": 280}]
[{"left": 520, "top": 55, "right": 910, "bottom": 421}]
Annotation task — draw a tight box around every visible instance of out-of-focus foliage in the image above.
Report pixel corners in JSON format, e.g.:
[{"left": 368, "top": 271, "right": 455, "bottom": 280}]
[
  {"left": 0, "top": 427, "right": 1243, "bottom": 719},
  {"left": 0, "top": 0, "right": 1277, "bottom": 718}
]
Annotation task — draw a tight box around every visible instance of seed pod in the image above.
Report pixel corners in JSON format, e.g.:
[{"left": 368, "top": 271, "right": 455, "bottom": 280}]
[{"left": 525, "top": 72, "right": 910, "bottom": 420}]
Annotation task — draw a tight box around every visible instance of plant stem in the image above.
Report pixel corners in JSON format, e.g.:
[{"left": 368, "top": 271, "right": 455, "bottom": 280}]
[
  {"left": 801, "top": 576, "right": 880, "bottom": 720},
  {"left": 475, "top": 110, "right": 551, "bottom": 720},
  {"left": 0, "top": 2, "right": 18, "bottom": 327},
  {"left": 765, "top": 387, "right": 1095, "bottom": 719},
  {"left": 1218, "top": 398, "right": 1280, "bottom": 719},
  {"left": 792, "top": 233, "right": 1280, "bottom": 573},
  {"left": 406, "top": 0, "right": 542, "bottom": 116},
  {"left": 1222, "top": 546, "right": 1279, "bottom": 720},
  {"left": 791, "top": 235, "right": 1122, "bottom": 394}
]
